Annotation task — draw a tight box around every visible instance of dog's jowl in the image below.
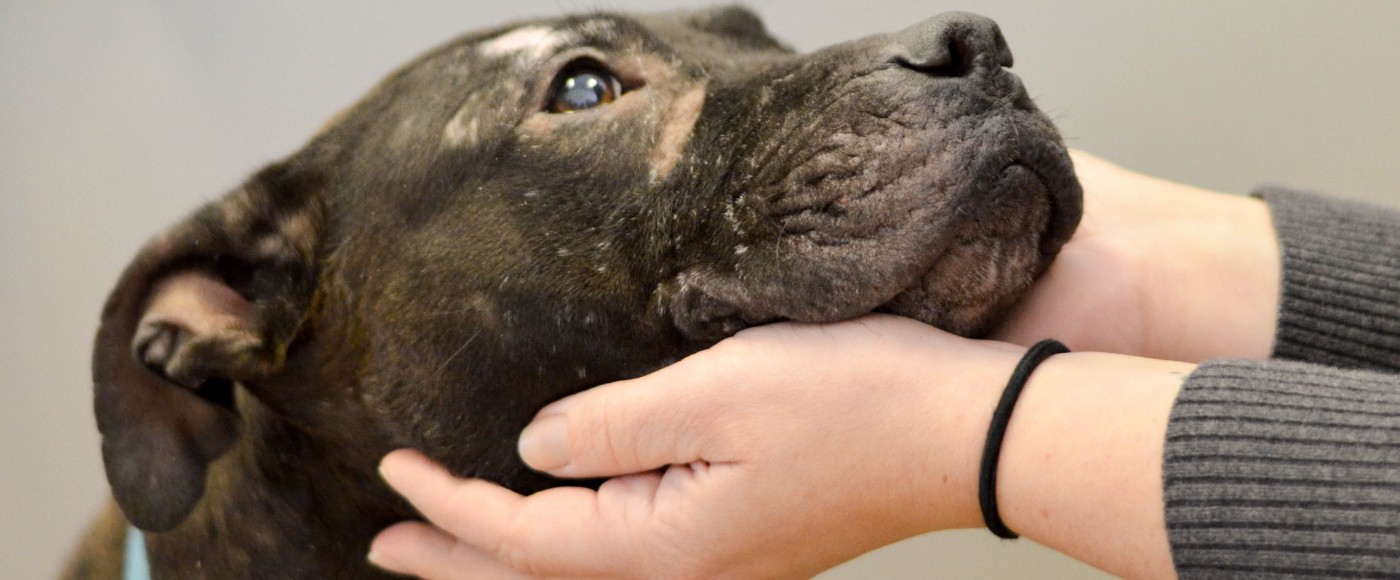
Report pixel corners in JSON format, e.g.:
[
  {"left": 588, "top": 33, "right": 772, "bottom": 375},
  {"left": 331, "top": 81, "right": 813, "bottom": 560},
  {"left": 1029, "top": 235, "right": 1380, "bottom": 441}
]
[{"left": 66, "top": 7, "right": 1081, "bottom": 578}]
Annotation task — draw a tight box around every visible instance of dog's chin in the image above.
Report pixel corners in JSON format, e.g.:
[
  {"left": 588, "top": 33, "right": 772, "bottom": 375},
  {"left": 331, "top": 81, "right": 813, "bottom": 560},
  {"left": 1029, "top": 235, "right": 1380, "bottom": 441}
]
[{"left": 875, "top": 163, "right": 1060, "bottom": 336}]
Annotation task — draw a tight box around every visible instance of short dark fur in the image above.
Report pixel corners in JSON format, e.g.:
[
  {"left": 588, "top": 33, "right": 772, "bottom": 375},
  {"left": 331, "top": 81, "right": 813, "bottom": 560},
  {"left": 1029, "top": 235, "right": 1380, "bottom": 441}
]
[{"left": 67, "top": 7, "right": 1081, "bottom": 577}]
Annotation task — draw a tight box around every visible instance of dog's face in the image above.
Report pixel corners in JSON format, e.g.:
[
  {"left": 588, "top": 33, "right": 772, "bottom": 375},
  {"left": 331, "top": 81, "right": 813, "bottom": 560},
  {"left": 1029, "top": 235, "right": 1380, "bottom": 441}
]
[{"left": 93, "top": 7, "right": 1080, "bottom": 532}]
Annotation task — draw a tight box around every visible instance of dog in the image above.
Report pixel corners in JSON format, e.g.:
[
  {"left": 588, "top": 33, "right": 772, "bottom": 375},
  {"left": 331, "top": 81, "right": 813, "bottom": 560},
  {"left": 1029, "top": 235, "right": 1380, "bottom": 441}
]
[{"left": 64, "top": 6, "right": 1081, "bottom": 578}]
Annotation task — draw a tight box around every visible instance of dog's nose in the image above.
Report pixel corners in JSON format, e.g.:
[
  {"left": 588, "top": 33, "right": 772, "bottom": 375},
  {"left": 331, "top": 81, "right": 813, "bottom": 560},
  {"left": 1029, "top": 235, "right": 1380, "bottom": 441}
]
[{"left": 888, "top": 12, "right": 1013, "bottom": 77}]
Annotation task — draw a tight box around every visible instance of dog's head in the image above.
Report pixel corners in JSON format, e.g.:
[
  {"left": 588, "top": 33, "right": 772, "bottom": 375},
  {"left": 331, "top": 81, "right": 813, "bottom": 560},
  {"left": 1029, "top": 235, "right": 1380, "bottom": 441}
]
[{"left": 93, "top": 7, "right": 1081, "bottom": 532}]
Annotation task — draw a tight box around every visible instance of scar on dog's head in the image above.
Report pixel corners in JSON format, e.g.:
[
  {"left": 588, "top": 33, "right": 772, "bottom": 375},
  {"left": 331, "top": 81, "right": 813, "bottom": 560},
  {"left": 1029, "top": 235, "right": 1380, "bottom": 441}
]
[{"left": 94, "top": 6, "right": 1081, "bottom": 532}]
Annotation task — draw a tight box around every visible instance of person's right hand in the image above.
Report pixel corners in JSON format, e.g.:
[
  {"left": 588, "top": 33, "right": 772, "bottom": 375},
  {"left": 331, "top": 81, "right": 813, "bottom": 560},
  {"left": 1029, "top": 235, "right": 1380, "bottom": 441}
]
[{"left": 992, "top": 150, "right": 1280, "bottom": 362}]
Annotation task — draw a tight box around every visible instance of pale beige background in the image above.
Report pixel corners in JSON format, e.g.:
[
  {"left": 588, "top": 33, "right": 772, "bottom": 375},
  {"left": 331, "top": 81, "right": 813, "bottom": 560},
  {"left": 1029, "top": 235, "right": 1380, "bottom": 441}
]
[{"left": 5, "top": 2, "right": 1400, "bottom": 578}]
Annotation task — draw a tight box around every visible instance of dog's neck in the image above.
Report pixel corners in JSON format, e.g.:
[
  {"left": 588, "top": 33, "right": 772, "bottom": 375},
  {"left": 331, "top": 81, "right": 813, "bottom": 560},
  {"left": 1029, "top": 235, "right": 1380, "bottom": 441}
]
[{"left": 143, "top": 393, "right": 406, "bottom": 578}]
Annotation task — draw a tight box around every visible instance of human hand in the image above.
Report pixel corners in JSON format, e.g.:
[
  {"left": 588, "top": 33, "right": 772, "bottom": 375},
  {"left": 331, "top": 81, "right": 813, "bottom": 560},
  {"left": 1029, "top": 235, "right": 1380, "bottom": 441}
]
[
  {"left": 992, "top": 150, "right": 1280, "bottom": 362},
  {"left": 368, "top": 316, "right": 1023, "bottom": 578}
]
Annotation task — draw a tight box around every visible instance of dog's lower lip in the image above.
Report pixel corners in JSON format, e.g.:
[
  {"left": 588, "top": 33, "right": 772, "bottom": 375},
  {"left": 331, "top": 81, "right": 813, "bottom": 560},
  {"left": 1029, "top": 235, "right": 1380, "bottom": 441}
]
[{"left": 875, "top": 162, "right": 1049, "bottom": 318}]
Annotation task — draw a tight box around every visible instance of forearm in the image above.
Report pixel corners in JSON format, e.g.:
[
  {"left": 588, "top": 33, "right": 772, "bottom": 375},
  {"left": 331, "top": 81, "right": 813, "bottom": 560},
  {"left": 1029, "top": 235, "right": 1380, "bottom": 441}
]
[
  {"left": 1136, "top": 192, "right": 1278, "bottom": 362},
  {"left": 939, "top": 351, "right": 1192, "bottom": 579},
  {"left": 962, "top": 352, "right": 1400, "bottom": 579}
]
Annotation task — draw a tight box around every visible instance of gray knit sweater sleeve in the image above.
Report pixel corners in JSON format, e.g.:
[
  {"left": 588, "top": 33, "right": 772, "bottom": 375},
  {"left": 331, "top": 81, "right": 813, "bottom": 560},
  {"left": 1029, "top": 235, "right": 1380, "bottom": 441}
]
[
  {"left": 1163, "top": 188, "right": 1400, "bottom": 577},
  {"left": 1265, "top": 187, "right": 1400, "bottom": 371}
]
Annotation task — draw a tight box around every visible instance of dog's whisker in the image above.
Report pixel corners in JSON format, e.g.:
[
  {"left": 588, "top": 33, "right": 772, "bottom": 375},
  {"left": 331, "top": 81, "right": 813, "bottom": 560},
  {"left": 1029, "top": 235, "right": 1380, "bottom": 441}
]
[{"left": 433, "top": 329, "right": 481, "bottom": 380}]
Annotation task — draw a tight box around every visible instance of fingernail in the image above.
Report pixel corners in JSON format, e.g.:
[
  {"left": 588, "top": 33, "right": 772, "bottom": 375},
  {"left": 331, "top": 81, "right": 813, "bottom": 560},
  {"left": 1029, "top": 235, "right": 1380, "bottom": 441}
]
[
  {"left": 536, "top": 395, "right": 576, "bottom": 417},
  {"left": 518, "top": 414, "right": 570, "bottom": 472},
  {"left": 377, "top": 452, "right": 402, "bottom": 484},
  {"left": 366, "top": 549, "right": 394, "bottom": 570}
]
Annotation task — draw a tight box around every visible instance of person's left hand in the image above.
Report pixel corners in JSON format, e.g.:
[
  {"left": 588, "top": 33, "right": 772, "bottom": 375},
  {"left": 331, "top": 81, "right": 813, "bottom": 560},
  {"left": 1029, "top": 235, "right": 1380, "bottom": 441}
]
[{"left": 367, "top": 315, "right": 1023, "bottom": 579}]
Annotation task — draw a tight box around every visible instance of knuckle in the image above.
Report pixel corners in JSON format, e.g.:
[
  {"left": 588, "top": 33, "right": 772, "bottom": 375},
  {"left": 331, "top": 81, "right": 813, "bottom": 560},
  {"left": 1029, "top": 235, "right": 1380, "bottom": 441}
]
[
  {"left": 493, "top": 512, "right": 541, "bottom": 576},
  {"left": 573, "top": 394, "right": 630, "bottom": 469},
  {"left": 698, "top": 333, "right": 771, "bottom": 380},
  {"left": 598, "top": 396, "right": 633, "bottom": 468},
  {"left": 440, "top": 482, "right": 479, "bottom": 527}
]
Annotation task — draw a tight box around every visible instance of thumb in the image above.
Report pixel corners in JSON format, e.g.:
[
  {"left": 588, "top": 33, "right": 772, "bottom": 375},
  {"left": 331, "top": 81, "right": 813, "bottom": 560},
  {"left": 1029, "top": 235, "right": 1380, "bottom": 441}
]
[{"left": 518, "top": 355, "right": 724, "bottom": 479}]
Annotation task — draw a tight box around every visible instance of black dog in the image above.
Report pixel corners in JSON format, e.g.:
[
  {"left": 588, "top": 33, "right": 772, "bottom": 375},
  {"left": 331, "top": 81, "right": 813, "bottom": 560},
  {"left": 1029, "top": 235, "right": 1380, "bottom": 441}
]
[{"left": 66, "top": 7, "right": 1080, "bottom": 578}]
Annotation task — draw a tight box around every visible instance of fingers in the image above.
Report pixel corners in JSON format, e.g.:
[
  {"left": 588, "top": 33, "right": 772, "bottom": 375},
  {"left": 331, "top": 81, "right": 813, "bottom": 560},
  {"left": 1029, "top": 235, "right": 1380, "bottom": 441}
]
[
  {"left": 379, "top": 450, "right": 527, "bottom": 552},
  {"left": 377, "top": 449, "right": 636, "bottom": 577},
  {"left": 518, "top": 353, "right": 726, "bottom": 478},
  {"left": 369, "top": 521, "right": 529, "bottom": 580},
  {"left": 516, "top": 317, "right": 943, "bottom": 479}
]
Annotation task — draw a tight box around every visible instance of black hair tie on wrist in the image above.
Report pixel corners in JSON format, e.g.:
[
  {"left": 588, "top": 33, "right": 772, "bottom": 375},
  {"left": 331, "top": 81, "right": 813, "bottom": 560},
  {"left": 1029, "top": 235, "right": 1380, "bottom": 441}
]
[{"left": 979, "top": 338, "right": 1070, "bottom": 540}]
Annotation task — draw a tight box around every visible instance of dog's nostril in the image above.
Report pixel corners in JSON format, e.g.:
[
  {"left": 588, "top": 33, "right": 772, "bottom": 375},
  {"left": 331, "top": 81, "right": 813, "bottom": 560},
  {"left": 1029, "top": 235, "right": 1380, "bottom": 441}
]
[
  {"left": 888, "top": 12, "right": 1014, "bottom": 78},
  {"left": 895, "top": 38, "right": 972, "bottom": 77}
]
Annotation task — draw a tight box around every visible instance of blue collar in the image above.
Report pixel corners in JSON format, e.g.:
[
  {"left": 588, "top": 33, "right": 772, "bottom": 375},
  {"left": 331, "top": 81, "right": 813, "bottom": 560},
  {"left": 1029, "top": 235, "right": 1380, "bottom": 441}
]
[{"left": 124, "top": 526, "right": 150, "bottom": 580}]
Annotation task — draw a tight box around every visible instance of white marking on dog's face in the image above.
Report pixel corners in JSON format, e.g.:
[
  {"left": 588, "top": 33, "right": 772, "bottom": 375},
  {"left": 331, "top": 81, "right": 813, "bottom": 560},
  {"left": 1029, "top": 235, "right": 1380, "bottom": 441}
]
[
  {"left": 480, "top": 26, "right": 568, "bottom": 59},
  {"left": 649, "top": 87, "right": 705, "bottom": 183},
  {"left": 443, "top": 112, "right": 479, "bottom": 147}
]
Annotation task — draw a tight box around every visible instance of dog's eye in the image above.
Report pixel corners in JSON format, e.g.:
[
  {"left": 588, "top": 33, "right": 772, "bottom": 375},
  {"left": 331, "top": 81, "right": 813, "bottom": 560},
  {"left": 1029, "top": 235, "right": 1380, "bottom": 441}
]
[{"left": 548, "top": 63, "right": 623, "bottom": 113}]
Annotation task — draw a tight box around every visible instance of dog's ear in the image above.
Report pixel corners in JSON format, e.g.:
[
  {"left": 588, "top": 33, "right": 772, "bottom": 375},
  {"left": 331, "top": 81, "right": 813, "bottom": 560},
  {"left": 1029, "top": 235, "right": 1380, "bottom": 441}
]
[
  {"left": 93, "top": 163, "right": 324, "bottom": 532},
  {"left": 684, "top": 6, "right": 786, "bottom": 51}
]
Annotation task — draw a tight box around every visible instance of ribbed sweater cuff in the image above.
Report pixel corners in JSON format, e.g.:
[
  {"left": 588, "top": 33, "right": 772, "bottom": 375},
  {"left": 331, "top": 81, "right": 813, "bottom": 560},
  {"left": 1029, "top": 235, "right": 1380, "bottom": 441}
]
[
  {"left": 1164, "top": 358, "right": 1400, "bottom": 577},
  {"left": 1259, "top": 186, "right": 1400, "bottom": 371}
]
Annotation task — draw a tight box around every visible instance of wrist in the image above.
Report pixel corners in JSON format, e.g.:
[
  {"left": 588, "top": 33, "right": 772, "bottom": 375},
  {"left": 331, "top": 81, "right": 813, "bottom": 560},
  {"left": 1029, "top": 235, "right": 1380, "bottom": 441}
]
[
  {"left": 978, "top": 339, "right": 1070, "bottom": 539},
  {"left": 1141, "top": 191, "right": 1279, "bottom": 361},
  {"left": 995, "top": 351, "right": 1189, "bottom": 578},
  {"left": 879, "top": 333, "right": 1024, "bottom": 537},
  {"left": 899, "top": 338, "right": 1026, "bottom": 534}
]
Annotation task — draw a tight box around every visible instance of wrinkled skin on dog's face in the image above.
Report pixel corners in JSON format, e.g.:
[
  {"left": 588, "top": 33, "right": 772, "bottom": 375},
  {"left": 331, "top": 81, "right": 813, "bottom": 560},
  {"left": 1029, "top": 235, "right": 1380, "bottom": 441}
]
[{"left": 85, "top": 6, "right": 1079, "bottom": 575}]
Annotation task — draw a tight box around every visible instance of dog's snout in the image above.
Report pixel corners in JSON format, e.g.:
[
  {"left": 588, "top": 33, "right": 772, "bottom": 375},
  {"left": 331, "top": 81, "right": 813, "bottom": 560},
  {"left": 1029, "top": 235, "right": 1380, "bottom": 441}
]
[{"left": 888, "top": 12, "right": 1013, "bottom": 77}]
